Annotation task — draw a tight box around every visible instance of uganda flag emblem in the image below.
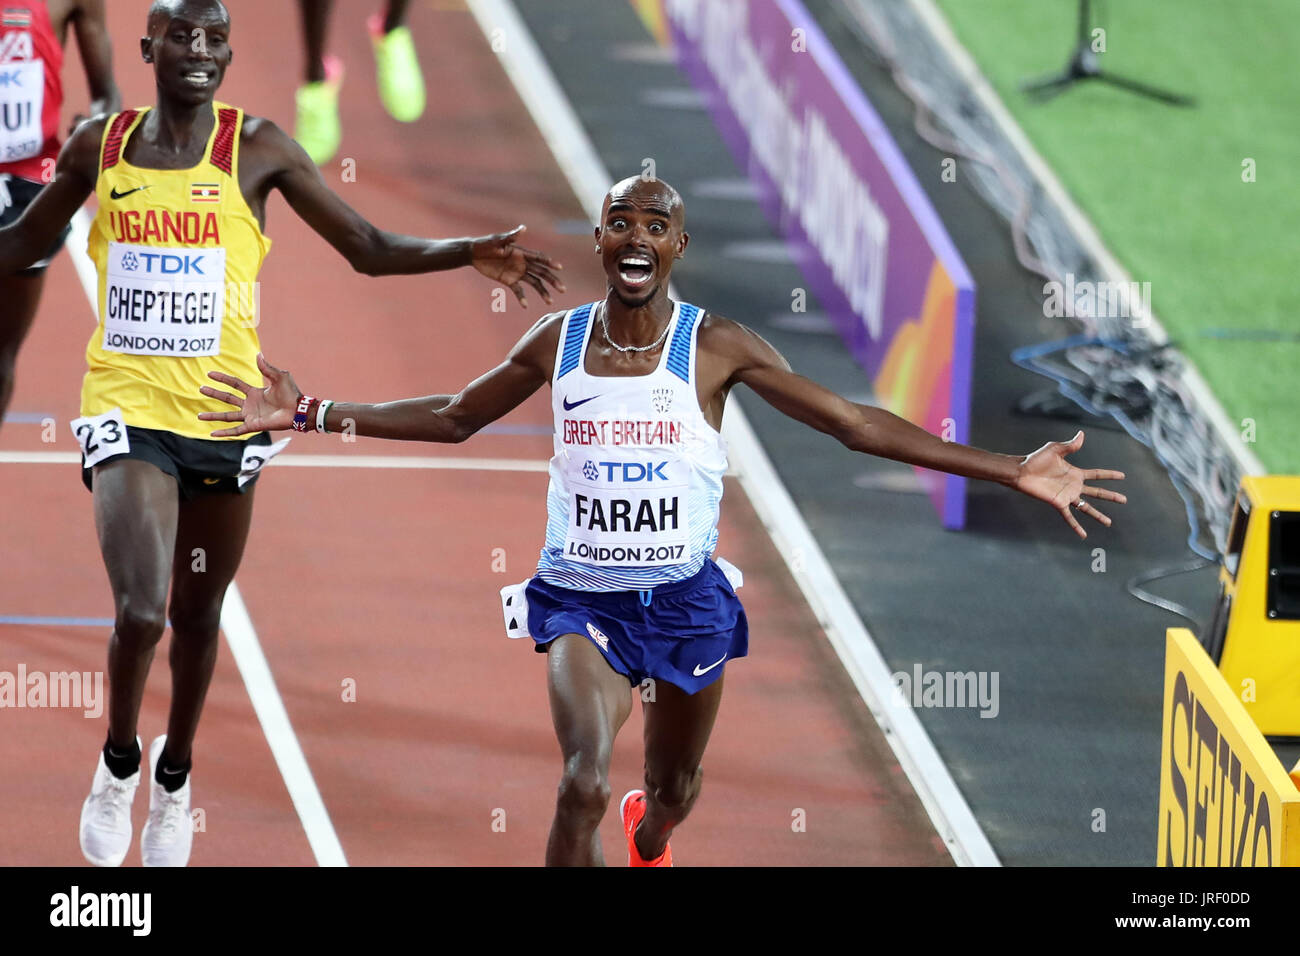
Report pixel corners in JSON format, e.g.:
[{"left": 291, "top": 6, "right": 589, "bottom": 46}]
[{"left": 190, "top": 183, "right": 221, "bottom": 203}]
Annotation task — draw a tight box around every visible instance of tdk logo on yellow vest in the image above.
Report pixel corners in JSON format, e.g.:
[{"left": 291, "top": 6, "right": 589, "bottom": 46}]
[{"left": 119, "top": 251, "right": 208, "bottom": 275}]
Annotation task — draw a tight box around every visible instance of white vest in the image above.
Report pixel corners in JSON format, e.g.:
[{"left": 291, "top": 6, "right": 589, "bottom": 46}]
[{"left": 536, "top": 300, "right": 728, "bottom": 591}]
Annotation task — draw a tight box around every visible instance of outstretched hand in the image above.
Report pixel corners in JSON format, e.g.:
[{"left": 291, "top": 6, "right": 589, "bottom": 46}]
[
  {"left": 1013, "top": 430, "right": 1127, "bottom": 539},
  {"left": 470, "top": 224, "right": 566, "bottom": 308},
  {"left": 198, "top": 353, "right": 303, "bottom": 437}
]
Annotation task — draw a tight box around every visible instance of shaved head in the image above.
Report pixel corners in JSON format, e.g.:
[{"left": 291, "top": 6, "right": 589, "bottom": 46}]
[
  {"left": 147, "top": 0, "right": 229, "bottom": 33},
  {"left": 603, "top": 176, "right": 685, "bottom": 228},
  {"left": 595, "top": 176, "right": 689, "bottom": 307},
  {"left": 142, "top": 0, "right": 233, "bottom": 100}
]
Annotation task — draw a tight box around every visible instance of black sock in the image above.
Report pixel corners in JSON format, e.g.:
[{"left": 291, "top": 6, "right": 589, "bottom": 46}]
[
  {"left": 102, "top": 735, "right": 141, "bottom": 780},
  {"left": 155, "top": 749, "right": 192, "bottom": 793}
]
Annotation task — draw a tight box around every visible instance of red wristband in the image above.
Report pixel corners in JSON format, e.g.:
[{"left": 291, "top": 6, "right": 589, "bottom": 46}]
[{"left": 292, "top": 394, "right": 319, "bottom": 432}]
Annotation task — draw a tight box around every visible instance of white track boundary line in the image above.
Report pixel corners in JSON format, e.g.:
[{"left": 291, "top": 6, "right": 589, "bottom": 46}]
[
  {"left": 218, "top": 583, "right": 347, "bottom": 865},
  {"left": 65, "top": 208, "right": 347, "bottom": 866},
  {"left": 1, "top": 451, "right": 744, "bottom": 476},
  {"left": 0, "top": 449, "right": 550, "bottom": 471},
  {"left": 906, "top": 0, "right": 1265, "bottom": 479},
  {"left": 466, "top": 0, "right": 998, "bottom": 866},
  {"left": 66, "top": 207, "right": 98, "bottom": 295}
]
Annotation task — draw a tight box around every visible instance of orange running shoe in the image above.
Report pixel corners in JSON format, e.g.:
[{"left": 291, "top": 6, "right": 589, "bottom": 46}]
[{"left": 620, "top": 789, "right": 673, "bottom": 867}]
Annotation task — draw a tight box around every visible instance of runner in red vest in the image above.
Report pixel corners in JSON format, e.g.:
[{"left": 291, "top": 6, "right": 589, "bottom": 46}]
[{"left": 0, "top": 0, "right": 118, "bottom": 428}]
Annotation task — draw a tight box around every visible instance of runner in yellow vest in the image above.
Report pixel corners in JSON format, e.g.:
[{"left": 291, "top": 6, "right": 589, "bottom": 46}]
[
  {"left": 0, "top": 0, "right": 563, "bottom": 868},
  {"left": 82, "top": 102, "right": 269, "bottom": 439}
]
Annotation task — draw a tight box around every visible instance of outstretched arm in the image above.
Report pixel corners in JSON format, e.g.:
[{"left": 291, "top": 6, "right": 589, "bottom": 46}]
[
  {"left": 199, "top": 315, "right": 561, "bottom": 441},
  {"left": 714, "top": 318, "right": 1126, "bottom": 539},
  {"left": 70, "top": 0, "right": 121, "bottom": 122},
  {"left": 250, "top": 120, "right": 564, "bottom": 306},
  {"left": 0, "top": 120, "right": 101, "bottom": 274}
]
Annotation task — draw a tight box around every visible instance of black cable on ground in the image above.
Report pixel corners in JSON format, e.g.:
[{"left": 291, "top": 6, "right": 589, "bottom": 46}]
[
  {"left": 830, "top": 0, "right": 1236, "bottom": 589},
  {"left": 1124, "top": 557, "right": 1213, "bottom": 630}
]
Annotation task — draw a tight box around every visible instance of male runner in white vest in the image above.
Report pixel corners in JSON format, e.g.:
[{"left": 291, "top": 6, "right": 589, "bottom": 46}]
[{"left": 199, "top": 176, "right": 1127, "bottom": 866}]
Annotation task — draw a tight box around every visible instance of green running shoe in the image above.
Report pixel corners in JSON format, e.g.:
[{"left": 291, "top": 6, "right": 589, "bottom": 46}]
[
  {"left": 294, "top": 55, "right": 344, "bottom": 166},
  {"left": 368, "top": 14, "right": 425, "bottom": 123}
]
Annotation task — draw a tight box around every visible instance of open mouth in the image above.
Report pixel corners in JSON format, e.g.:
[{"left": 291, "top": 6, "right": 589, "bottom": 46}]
[
  {"left": 181, "top": 71, "right": 213, "bottom": 88},
  {"left": 617, "top": 254, "right": 654, "bottom": 289}
]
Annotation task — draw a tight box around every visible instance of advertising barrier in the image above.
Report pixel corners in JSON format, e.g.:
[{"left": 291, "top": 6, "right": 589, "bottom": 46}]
[
  {"left": 645, "top": 0, "right": 977, "bottom": 527},
  {"left": 1158, "top": 628, "right": 1300, "bottom": 866}
]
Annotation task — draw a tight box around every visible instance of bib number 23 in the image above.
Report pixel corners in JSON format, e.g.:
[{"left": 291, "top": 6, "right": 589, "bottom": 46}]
[{"left": 69, "top": 408, "right": 131, "bottom": 469}]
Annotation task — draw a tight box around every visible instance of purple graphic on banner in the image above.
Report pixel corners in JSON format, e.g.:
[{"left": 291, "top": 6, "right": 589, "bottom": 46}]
[{"left": 655, "top": 0, "right": 976, "bottom": 528}]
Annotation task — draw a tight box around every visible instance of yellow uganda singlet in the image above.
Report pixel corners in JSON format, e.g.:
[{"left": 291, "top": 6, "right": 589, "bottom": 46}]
[{"left": 81, "top": 102, "right": 271, "bottom": 440}]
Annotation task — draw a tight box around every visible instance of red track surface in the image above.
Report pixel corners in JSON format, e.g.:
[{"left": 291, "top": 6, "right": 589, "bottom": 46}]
[{"left": 0, "top": 1, "right": 947, "bottom": 866}]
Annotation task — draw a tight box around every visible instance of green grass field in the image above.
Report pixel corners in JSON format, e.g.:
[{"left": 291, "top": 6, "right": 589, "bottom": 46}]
[{"left": 933, "top": 0, "right": 1299, "bottom": 473}]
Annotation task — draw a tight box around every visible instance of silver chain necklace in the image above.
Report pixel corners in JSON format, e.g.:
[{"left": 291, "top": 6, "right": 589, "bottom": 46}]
[{"left": 598, "top": 303, "right": 672, "bottom": 354}]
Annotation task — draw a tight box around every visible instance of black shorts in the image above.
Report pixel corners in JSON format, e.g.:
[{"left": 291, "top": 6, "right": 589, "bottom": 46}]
[
  {"left": 81, "top": 426, "right": 273, "bottom": 501},
  {"left": 0, "top": 174, "right": 70, "bottom": 275}
]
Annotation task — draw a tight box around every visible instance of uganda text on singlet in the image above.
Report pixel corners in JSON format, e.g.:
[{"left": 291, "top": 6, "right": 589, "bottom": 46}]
[
  {"left": 536, "top": 301, "right": 728, "bottom": 591},
  {"left": 81, "top": 103, "right": 271, "bottom": 440}
]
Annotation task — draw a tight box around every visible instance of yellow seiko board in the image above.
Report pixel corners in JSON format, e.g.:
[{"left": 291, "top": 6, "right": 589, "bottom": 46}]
[{"left": 1158, "top": 628, "right": 1300, "bottom": 866}]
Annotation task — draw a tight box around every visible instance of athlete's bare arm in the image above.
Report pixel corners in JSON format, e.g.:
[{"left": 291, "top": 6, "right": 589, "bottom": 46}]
[
  {"left": 199, "top": 315, "right": 563, "bottom": 441},
  {"left": 0, "top": 118, "right": 103, "bottom": 275},
  {"left": 700, "top": 314, "right": 1127, "bottom": 539},
  {"left": 69, "top": 0, "right": 121, "bottom": 120},
  {"left": 235, "top": 117, "right": 564, "bottom": 306}
]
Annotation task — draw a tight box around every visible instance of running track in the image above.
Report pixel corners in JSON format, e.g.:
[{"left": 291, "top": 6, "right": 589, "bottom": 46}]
[{"left": 0, "top": 0, "right": 946, "bottom": 866}]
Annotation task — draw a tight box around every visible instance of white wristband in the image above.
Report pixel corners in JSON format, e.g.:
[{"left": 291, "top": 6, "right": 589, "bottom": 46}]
[{"left": 316, "top": 399, "right": 334, "bottom": 434}]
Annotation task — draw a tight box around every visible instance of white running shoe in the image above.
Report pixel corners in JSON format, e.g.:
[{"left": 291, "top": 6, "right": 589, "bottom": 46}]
[
  {"left": 79, "top": 738, "right": 142, "bottom": 867},
  {"left": 140, "top": 735, "right": 193, "bottom": 867}
]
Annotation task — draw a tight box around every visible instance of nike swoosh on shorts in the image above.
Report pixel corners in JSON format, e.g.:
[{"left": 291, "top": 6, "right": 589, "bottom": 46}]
[{"left": 693, "top": 655, "right": 726, "bottom": 677}]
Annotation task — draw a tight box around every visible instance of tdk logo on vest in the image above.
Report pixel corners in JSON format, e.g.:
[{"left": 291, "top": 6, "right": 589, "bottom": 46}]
[
  {"left": 0, "top": 68, "right": 22, "bottom": 86},
  {"left": 594, "top": 461, "right": 669, "bottom": 482},
  {"left": 122, "top": 251, "right": 207, "bottom": 275}
]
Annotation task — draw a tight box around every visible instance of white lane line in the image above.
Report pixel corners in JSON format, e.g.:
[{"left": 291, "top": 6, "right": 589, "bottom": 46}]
[
  {"left": 0, "top": 451, "right": 547, "bottom": 472},
  {"left": 2, "top": 450, "right": 747, "bottom": 477},
  {"left": 267, "top": 454, "right": 548, "bottom": 472},
  {"left": 0, "top": 451, "right": 547, "bottom": 471},
  {"left": 690, "top": 178, "right": 762, "bottom": 201},
  {"left": 219, "top": 584, "right": 348, "bottom": 866},
  {"left": 64, "top": 207, "right": 347, "bottom": 866},
  {"left": 66, "top": 209, "right": 99, "bottom": 299},
  {"left": 465, "top": 0, "right": 998, "bottom": 865},
  {"left": 0, "top": 451, "right": 83, "bottom": 464},
  {"left": 722, "top": 404, "right": 998, "bottom": 867}
]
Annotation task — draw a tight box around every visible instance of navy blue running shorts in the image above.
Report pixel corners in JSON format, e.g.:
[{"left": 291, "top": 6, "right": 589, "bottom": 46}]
[{"left": 525, "top": 559, "right": 749, "bottom": 694}]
